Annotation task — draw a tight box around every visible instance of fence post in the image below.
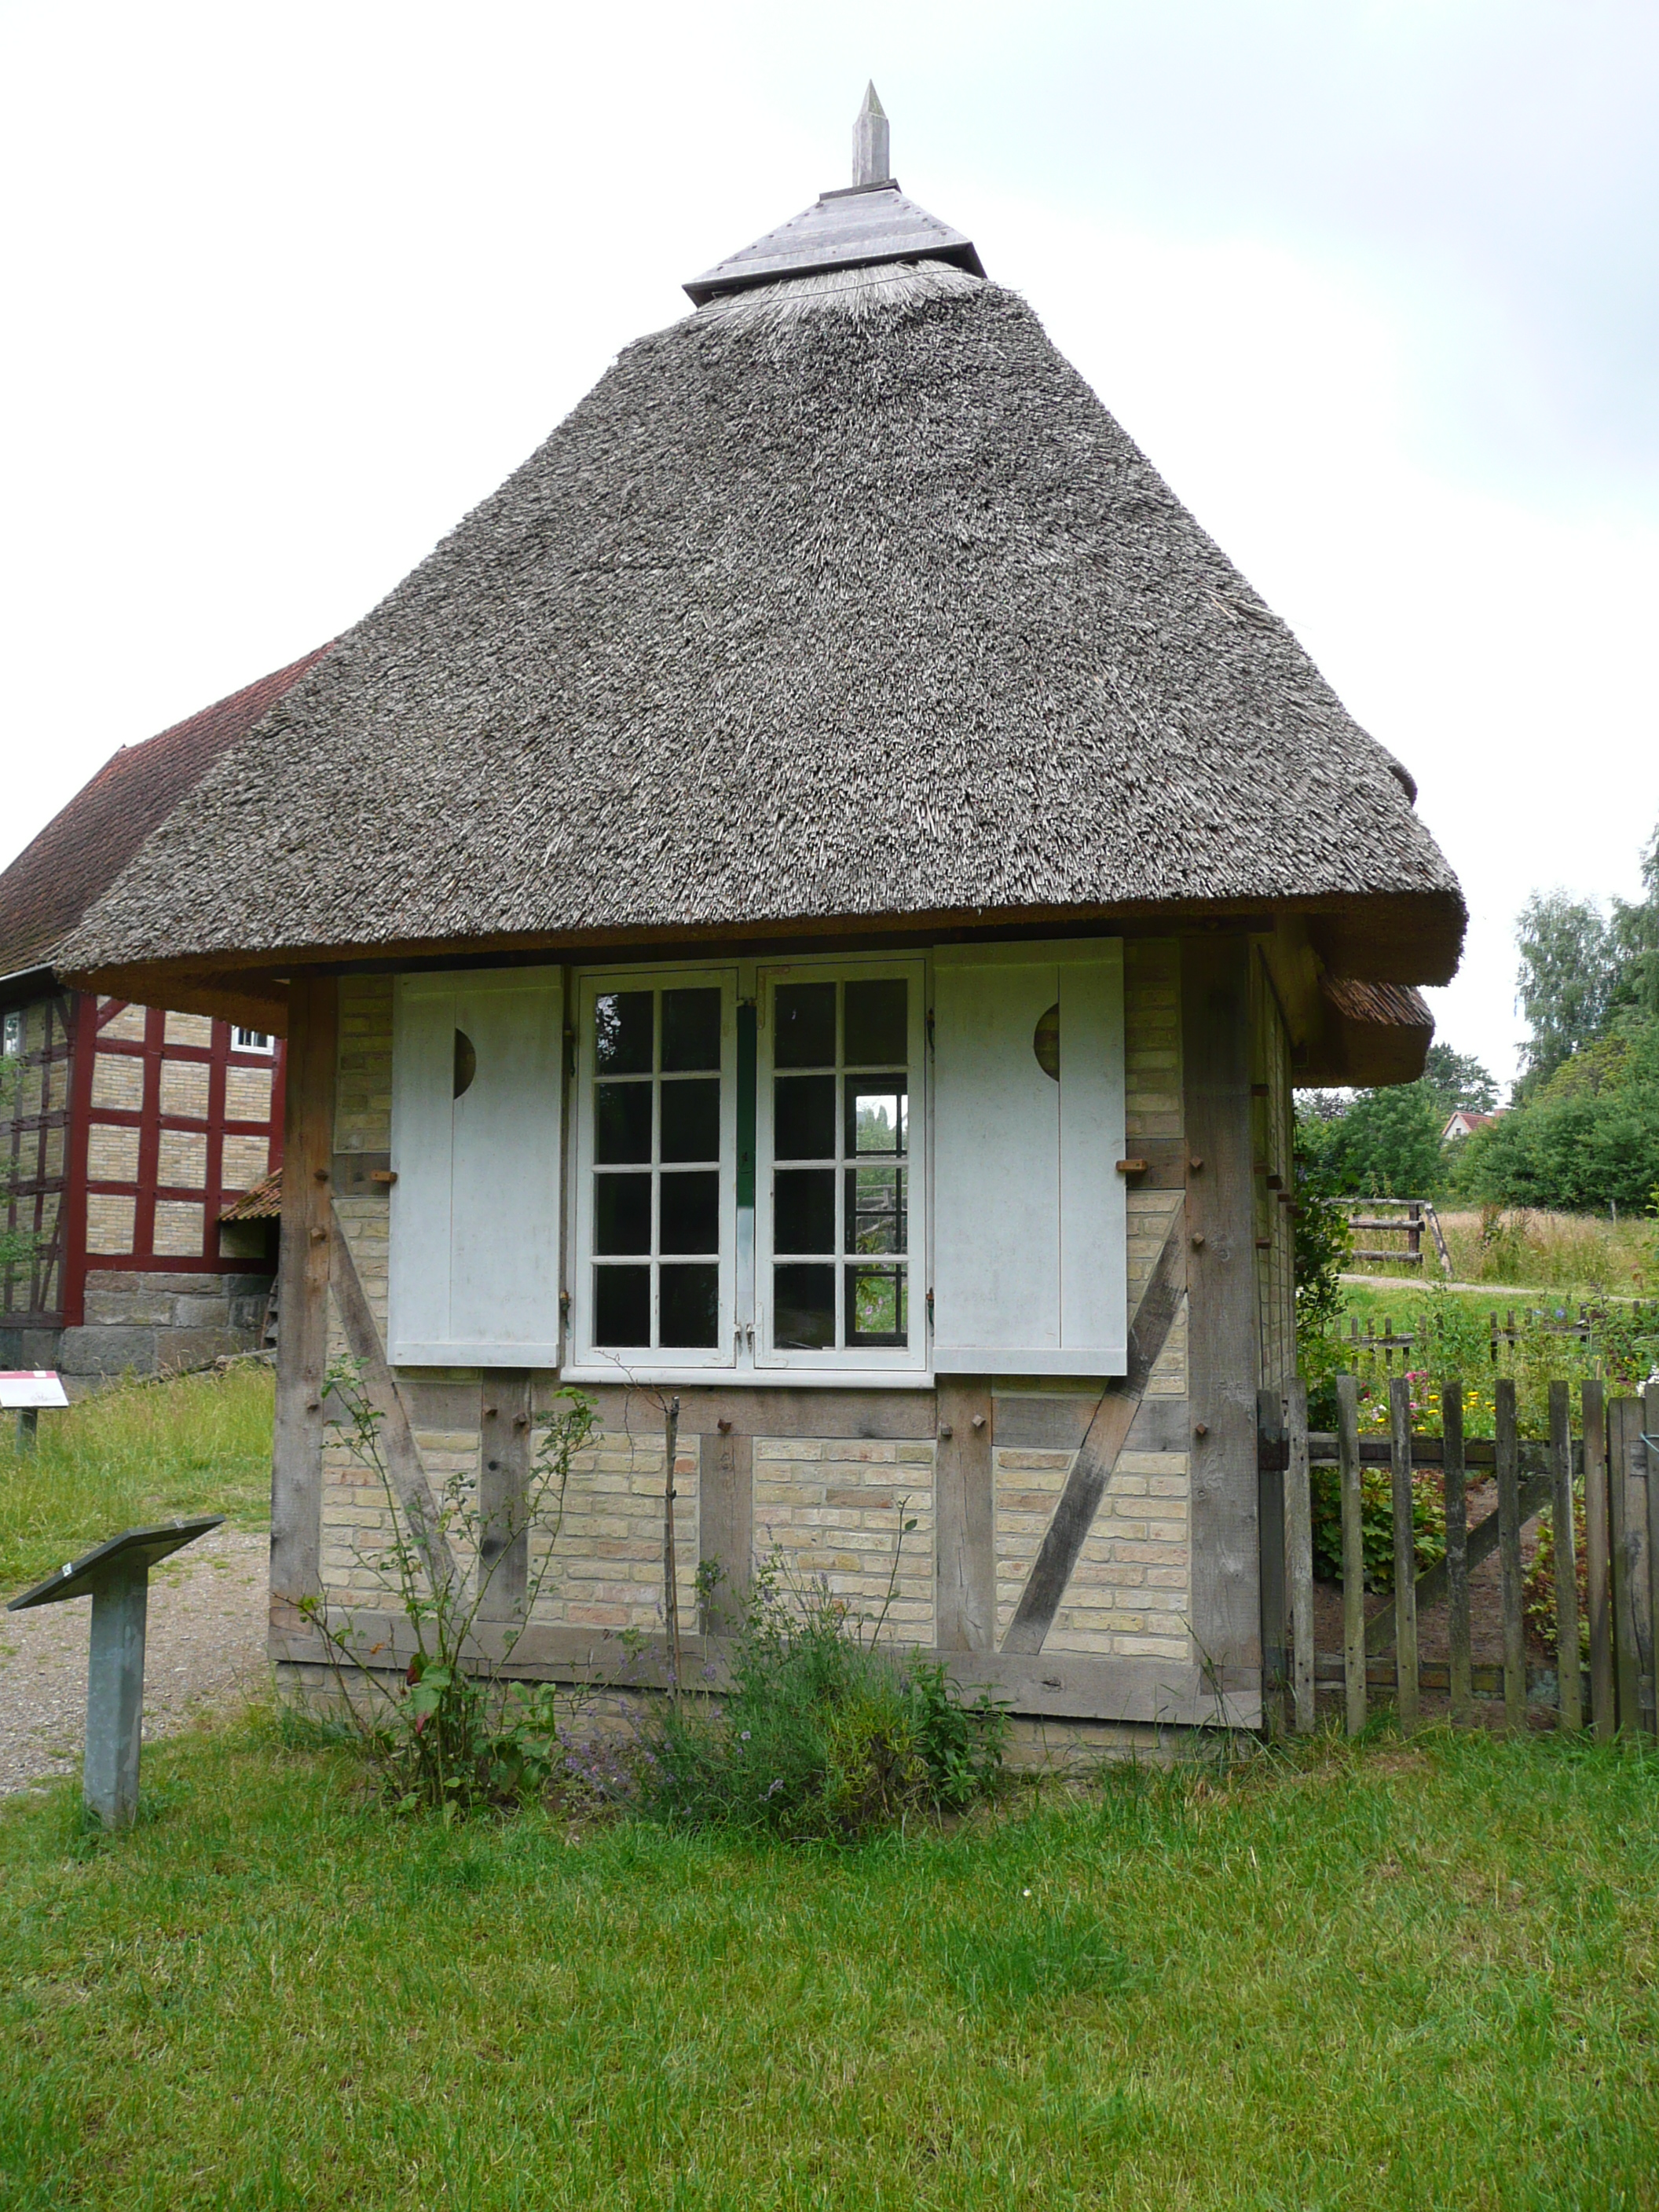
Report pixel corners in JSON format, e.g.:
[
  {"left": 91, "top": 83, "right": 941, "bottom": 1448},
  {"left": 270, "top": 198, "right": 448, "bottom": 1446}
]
[
  {"left": 1496, "top": 1379, "right": 1525, "bottom": 1732},
  {"left": 1444, "top": 1379, "right": 1471, "bottom": 1723},
  {"left": 1287, "top": 1380, "right": 1314, "bottom": 1734},
  {"left": 1584, "top": 1379, "right": 1613, "bottom": 1741},
  {"left": 1256, "top": 1388, "right": 1287, "bottom": 1739},
  {"left": 1645, "top": 1380, "right": 1659, "bottom": 1738},
  {"left": 1337, "top": 1373, "right": 1366, "bottom": 1737},
  {"left": 1390, "top": 1375, "right": 1419, "bottom": 1730},
  {"left": 1610, "top": 1397, "right": 1640, "bottom": 1733},
  {"left": 1550, "top": 1379, "right": 1582, "bottom": 1731}
]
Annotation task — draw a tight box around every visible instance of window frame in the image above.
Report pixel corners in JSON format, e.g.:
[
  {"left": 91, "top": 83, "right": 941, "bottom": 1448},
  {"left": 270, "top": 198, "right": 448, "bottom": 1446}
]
[
  {"left": 755, "top": 954, "right": 928, "bottom": 1375},
  {"left": 567, "top": 964, "right": 740, "bottom": 1375},
  {"left": 231, "top": 1026, "right": 276, "bottom": 1055}
]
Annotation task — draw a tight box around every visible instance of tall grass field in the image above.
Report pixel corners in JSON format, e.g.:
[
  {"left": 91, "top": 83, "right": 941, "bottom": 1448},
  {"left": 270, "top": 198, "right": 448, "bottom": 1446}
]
[
  {"left": 1350, "top": 1207, "right": 1654, "bottom": 1294},
  {"left": 0, "top": 1363, "right": 273, "bottom": 1593},
  {"left": 1, "top": 1719, "right": 1656, "bottom": 2209}
]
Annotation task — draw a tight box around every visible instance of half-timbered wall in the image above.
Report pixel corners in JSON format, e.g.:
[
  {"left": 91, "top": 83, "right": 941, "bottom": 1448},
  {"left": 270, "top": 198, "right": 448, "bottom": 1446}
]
[
  {"left": 0, "top": 989, "right": 75, "bottom": 1356},
  {"left": 2, "top": 989, "right": 287, "bottom": 1380},
  {"left": 281, "top": 939, "right": 1262, "bottom": 1749}
]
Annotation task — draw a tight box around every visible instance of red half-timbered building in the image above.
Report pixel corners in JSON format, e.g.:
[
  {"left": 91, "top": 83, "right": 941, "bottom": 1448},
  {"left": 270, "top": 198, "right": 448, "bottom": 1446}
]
[{"left": 0, "top": 652, "right": 324, "bottom": 1385}]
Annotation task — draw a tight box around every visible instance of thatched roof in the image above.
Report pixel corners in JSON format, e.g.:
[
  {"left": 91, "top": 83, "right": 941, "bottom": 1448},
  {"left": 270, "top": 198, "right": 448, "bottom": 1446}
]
[
  {"left": 60, "top": 188, "right": 1462, "bottom": 997},
  {"left": 0, "top": 647, "right": 328, "bottom": 997}
]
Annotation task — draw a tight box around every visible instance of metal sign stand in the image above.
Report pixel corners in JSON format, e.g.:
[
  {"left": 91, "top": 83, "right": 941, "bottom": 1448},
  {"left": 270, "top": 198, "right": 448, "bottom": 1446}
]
[{"left": 6, "top": 1516, "right": 224, "bottom": 1828}]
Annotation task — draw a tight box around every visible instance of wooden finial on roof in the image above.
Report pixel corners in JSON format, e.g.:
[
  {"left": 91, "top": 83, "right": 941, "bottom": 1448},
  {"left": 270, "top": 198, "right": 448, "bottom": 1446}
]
[{"left": 852, "top": 82, "right": 890, "bottom": 187}]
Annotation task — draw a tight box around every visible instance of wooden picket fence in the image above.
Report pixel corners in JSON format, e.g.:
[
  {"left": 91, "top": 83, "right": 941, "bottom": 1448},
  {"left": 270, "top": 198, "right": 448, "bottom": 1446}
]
[{"left": 1257, "top": 1375, "right": 1659, "bottom": 1737}]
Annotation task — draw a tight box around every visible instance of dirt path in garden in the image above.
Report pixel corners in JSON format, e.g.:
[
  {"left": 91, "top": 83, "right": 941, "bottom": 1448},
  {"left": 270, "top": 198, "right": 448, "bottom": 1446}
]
[{"left": 0, "top": 1525, "right": 269, "bottom": 1798}]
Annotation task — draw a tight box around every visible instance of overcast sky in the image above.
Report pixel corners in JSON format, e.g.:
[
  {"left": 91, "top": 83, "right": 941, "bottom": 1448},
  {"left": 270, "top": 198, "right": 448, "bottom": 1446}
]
[{"left": 3, "top": 0, "right": 1655, "bottom": 1086}]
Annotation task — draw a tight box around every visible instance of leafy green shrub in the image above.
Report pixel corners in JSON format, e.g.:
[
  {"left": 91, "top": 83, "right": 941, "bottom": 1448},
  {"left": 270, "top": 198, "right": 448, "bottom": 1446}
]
[
  {"left": 1524, "top": 1487, "right": 1591, "bottom": 1665},
  {"left": 1310, "top": 1465, "right": 1445, "bottom": 1590},
  {"left": 306, "top": 1357, "right": 599, "bottom": 1816},
  {"left": 635, "top": 1554, "right": 1008, "bottom": 1844}
]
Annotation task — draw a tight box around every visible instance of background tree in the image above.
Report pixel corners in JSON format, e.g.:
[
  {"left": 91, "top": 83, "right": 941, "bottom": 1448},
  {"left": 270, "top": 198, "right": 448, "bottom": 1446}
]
[
  {"left": 1419, "top": 1042, "right": 1498, "bottom": 1115},
  {"left": 1514, "top": 892, "right": 1617, "bottom": 1090}
]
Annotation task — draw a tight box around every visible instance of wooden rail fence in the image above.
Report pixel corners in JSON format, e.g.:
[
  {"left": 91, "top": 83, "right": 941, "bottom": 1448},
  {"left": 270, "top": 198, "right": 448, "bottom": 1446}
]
[
  {"left": 1257, "top": 1375, "right": 1659, "bottom": 1738},
  {"left": 1338, "top": 1197, "right": 1452, "bottom": 1276},
  {"left": 1339, "top": 1303, "right": 1659, "bottom": 1372}
]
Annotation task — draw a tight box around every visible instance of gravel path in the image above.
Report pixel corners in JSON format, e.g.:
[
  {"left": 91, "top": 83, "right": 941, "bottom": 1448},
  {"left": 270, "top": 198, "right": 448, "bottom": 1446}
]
[{"left": 0, "top": 1525, "right": 269, "bottom": 1797}]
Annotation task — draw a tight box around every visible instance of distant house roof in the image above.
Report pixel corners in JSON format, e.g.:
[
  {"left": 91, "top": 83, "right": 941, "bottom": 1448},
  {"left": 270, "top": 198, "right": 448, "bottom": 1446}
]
[
  {"left": 0, "top": 647, "right": 331, "bottom": 992},
  {"left": 1441, "top": 1108, "right": 1502, "bottom": 1141}
]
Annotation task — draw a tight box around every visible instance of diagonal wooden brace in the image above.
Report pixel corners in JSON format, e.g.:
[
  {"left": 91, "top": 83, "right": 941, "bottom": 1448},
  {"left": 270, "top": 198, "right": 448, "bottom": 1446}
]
[{"left": 1001, "top": 1216, "right": 1187, "bottom": 1655}]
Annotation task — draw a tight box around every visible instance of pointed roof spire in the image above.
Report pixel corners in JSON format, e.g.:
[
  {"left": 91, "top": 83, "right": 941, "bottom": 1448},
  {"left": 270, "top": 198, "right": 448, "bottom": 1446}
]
[
  {"left": 852, "top": 82, "right": 890, "bottom": 187},
  {"left": 683, "top": 82, "right": 983, "bottom": 306}
]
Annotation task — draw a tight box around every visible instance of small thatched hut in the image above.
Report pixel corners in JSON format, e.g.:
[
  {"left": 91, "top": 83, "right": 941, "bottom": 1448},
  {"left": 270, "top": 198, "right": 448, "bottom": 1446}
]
[{"left": 60, "top": 97, "right": 1462, "bottom": 1745}]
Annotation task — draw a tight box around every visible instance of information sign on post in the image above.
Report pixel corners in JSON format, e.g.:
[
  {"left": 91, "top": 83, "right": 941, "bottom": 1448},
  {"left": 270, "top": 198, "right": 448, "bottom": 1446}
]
[
  {"left": 1, "top": 1370, "right": 69, "bottom": 1451},
  {"left": 6, "top": 1516, "right": 224, "bottom": 1828}
]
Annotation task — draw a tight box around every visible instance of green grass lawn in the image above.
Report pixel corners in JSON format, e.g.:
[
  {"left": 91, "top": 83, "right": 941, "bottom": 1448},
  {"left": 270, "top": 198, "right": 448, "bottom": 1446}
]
[
  {"left": 2, "top": 1716, "right": 1656, "bottom": 2210},
  {"left": 0, "top": 1364, "right": 273, "bottom": 1595}
]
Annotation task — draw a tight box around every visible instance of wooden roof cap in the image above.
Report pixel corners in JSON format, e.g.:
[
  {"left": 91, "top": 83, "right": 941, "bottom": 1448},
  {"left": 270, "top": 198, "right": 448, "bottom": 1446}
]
[{"left": 684, "top": 85, "right": 986, "bottom": 306}]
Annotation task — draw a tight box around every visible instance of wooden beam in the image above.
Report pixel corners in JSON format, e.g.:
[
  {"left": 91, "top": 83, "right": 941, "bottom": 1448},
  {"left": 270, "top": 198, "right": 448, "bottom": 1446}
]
[
  {"left": 478, "top": 1371, "right": 532, "bottom": 1621},
  {"left": 326, "top": 1207, "right": 458, "bottom": 1595},
  {"left": 936, "top": 1382, "right": 994, "bottom": 1652},
  {"left": 273, "top": 1612, "right": 1261, "bottom": 1728},
  {"left": 570, "top": 1382, "right": 936, "bottom": 1441},
  {"left": 699, "top": 1427, "right": 753, "bottom": 1632},
  {"left": 1181, "top": 936, "right": 1261, "bottom": 1695},
  {"left": 1000, "top": 1215, "right": 1185, "bottom": 1655},
  {"left": 269, "top": 976, "right": 335, "bottom": 1628},
  {"left": 1583, "top": 1380, "right": 1613, "bottom": 1741}
]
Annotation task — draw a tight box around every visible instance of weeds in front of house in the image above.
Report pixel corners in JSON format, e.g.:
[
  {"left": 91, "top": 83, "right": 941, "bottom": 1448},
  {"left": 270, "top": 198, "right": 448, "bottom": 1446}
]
[
  {"left": 298, "top": 1356, "right": 599, "bottom": 1817},
  {"left": 0, "top": 1363, "right": 274, "bottom": 1593},
  {"left": 632, "top": 1542, "right": 1009, "bottom": 1842}
]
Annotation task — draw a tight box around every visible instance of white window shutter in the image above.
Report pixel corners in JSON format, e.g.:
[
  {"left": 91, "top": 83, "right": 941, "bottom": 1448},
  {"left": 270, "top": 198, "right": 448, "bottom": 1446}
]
[
  {"left": 932, "top": 942, "right": 1126, "bottom": 1376},
  {"left": 390, "top": 968, "right": 564, "bottom": 1366}
]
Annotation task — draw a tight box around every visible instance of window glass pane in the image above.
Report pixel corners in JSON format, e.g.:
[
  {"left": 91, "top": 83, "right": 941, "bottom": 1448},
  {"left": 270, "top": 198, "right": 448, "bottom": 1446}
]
[
  {"left": 847, "top": 1166, "right": 905, "bottom": 1254},
  {"left": 595, "top": 990, "right": 654, "bottom": 1075},
  {"left": 774, "top": 983, "right": 836, "bottom": 1068},
  {"left": 660, "top": 1170, "right": 720, "bottom": 1254},
  {"left": 844, "top": 979, "right": 906, "bottom": 1066},
  {"left": 595, "top": 1082, "right": 652, "bottom": 1164},
  {"left": 775, "top": 1075, "right": 835, "bottom": 1160},
  {"left": 848, "top": 1265, "right": 906, "bottom": 1346},
  {"left": 595, "top": 1173, "right": 651, "bottom": 1254},
  {"left": 661, "top": 1264, "right": 720, "bottom": 1349},
  {"left": 660, "top": 1078, "right": 720, "bottom": 1163},
  {"left": 775, "top": 1168, "right": 834, "bottom": 1255},
  {"left": 661, "top": 988, "right": 721, "bottom": 1073},
  {"left": 594, "top": 1265, "right": 650, "bottom": 1346},
  {"left": 848, "top": 1081, "right": 906, "bottom": 1156},
  {"left": 774, "top": 1263, "right": 835, "bottom": 1350}
]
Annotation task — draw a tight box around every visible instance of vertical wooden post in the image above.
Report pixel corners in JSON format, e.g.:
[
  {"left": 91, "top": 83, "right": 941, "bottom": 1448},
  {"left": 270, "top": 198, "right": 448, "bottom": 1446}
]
[
  {"left": 935, "top": 1381, "right": 994, "bottom": 1651},
  {"left": 1583, "top": 1379, "right": 1613, "bottom": 1741},
  {"left": 1182, "top": 937, "right": 1262, "bottom": 1716},
  {"left": 1645, "top": 1381, "right": 1659, "bottom": 1738},
  {"left": 1256, "top": 1388, "right": 1286, "bottom": 1737},
  {"left": 1286, "top": 1379, "right": 1314, "bottom": 1734},
  {"left": 1550, "top": 1379, "right": 1582, "bottom": 1730},
  {"left": 1609, "top": 1397, "right": 1639, "bottom": 1733},
  {"left": 478, "top": 1371, "right": 532, "bottom": 1622},
  {"left": 1389, "top": 1375, "right": 1418, "bottom": 1729},
  {"left": 14, "top": 1407, "right": 38, "bottom": 1453},
  {"left": 271, "top": 976, "right": 336, "bottom": 1630},
  {"left": 84, "top": 1562, "right": 147, "bottom": 1829},
  {"left": 1444, "top": 1380, "right": 1471, "bottom": 1724},
  {"left": 1337, "top": 1373, "right": 1365, "bottom": 1736},
  {"left": 699, "top": 1425, "right": 753, "bottom": 1635},
  {"left": 1496, "top": 1379, "right": 1525, "bottom": 1732}
]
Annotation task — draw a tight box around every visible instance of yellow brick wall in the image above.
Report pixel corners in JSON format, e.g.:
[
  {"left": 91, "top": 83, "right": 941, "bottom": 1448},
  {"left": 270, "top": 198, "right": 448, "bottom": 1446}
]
[
  {"left": 98, "top": 1002, "right": 147, "bottom": 1042},
  {"left": 154, "top": 1199, "right": 205, "bottom": 1256},
  {"left": 157, "top": 1129, "right": 207, "bottom": 1187},
  {"left": 163, "top": 1010, "right": 214, "bottom": 1047},
  {"left": 86, "top": 1192, "right": 136, "bottom": 1254},
  {"left": 87, "top": 1123, "right": 140, "bottom": 1181},
  {"left": 91, "top": 1053, "right": 145, "bottom": 1112},
  {"left": 159, "top": 1060, "right": 210, "bottom": 1119},
  {"left": 225, "top": 1064, "right": 273, "bottom": 1122},
  {"left": 752, "top": 1437, "right": 936, "bottom": 1643}
]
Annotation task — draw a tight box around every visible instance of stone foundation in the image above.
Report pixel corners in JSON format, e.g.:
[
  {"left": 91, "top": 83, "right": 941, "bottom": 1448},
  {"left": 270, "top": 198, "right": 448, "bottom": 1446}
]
[{"left": 54, "top": 1269, "right": 274, "bottom": 1393}]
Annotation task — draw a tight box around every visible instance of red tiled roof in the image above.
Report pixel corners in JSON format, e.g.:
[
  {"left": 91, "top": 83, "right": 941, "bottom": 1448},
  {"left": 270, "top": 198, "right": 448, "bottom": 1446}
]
[
  {"left": 219, "top": 1166, "right": 283, "bottom": 1221},
  {"left": 0, "top": 646, "right": 331, "bottom": 981}
]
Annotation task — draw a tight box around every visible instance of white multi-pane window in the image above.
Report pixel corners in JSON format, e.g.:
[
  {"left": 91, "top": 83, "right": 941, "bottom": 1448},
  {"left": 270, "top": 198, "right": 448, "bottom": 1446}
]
[
  {"left": 2, "top": 1010, "right": 21, "bottom": 1057},
  {"left": 756, "top": 959, "right": 927, "bottom": 1373},
  {"left": 233, "top": 1027, "right": 275, "bottom": 1053},
  {"left": 569, "top": 969, "right": 738, "bottom": 1368}
]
